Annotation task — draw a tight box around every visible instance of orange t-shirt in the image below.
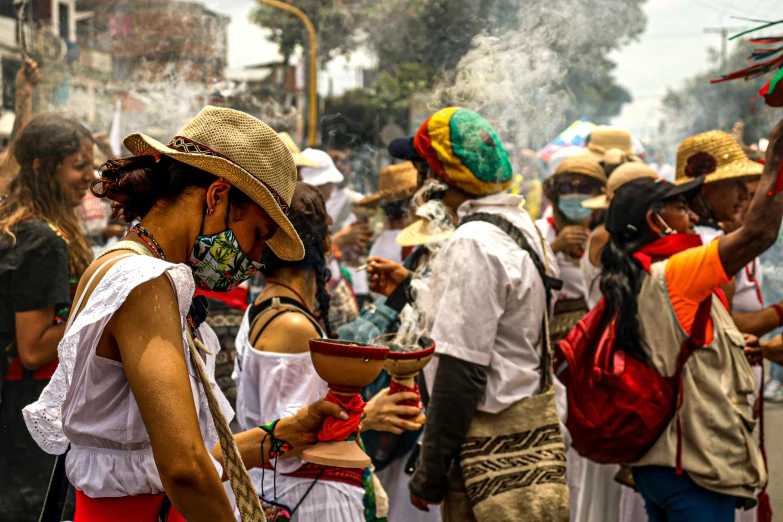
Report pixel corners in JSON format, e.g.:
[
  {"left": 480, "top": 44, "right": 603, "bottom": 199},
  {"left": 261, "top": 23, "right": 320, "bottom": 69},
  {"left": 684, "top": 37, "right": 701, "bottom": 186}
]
[{"left": 664, "top": 239, "right": 730, "bottom": 345}]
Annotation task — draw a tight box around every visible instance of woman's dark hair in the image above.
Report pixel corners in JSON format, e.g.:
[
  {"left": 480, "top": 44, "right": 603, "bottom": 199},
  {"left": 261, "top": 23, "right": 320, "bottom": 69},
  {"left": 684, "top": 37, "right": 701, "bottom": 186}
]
[
  {"left": 93, "top": 155, "right": 251, "bottom": 222},
  {"left": 0, "top": 113, "right": 94, "bottom": 276},
  {"left": 599, "top": 202, "right": 664, "bottom": 364},
  {"left": 260, "top": 182, "right": 335, "bottom": 337},
  {"left": 381, "top": 197, "right": 412, "bottom": 222}
]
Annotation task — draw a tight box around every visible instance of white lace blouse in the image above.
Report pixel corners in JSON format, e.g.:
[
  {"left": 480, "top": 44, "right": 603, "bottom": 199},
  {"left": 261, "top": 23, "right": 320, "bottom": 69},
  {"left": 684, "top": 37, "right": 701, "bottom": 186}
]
[{"left": 23, "top": 254, "right": 233, "bottom": 497}]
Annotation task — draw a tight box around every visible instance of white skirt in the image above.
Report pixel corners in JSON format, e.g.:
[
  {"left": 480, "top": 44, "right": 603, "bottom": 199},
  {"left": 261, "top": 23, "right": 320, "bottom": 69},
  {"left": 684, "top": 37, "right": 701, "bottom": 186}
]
[{"left": 275, "top": 481, "right": 365, "bottom": 522}]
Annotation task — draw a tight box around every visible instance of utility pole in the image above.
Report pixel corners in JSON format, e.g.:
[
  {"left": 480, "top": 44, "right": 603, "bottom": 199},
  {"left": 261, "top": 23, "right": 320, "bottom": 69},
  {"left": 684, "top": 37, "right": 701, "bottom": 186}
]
[
  {"left": 256, "top": 0, "right": 318, "bottom": 146},
  {"left": 703, "top": 27, "right": 747, "bottom": 68}
]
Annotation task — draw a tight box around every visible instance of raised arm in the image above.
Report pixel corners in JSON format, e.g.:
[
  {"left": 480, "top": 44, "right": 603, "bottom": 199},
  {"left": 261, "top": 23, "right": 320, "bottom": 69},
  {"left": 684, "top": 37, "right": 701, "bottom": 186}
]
[
  {"left": 10, "top": 59, "right": 39, "bottom": 142},
  {"left": 718, "top": 119, "right": 783, "bottom": 277}
]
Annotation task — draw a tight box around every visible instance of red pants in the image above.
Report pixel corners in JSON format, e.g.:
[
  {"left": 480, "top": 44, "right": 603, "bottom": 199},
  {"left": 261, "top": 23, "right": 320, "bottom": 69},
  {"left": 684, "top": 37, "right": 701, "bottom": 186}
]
[{"left": 75, "top": 489, "right": 187, "bottom": 521}]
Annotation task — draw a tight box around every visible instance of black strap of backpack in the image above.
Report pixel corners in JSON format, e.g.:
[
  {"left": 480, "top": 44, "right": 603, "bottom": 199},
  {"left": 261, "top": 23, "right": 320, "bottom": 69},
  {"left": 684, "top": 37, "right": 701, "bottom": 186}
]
[{"left": 460, "top": 213, "right": 563, "bottom": 390}]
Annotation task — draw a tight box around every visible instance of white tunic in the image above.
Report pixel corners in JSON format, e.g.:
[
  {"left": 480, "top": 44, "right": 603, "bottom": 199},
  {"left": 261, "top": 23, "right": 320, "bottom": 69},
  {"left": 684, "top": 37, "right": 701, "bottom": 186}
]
[
  {"left": 233, "top": 312, "right": 365, "bottom": 519},
  {"left": 428, "top": 194, "right": 568, "bottom": 425},
  {"left": 23, "top": 255, "right": 231, "bottom": 497}
]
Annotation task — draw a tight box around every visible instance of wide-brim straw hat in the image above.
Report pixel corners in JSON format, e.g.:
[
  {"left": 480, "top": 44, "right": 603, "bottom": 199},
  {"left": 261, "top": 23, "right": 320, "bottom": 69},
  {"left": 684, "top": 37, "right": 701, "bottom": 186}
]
[
  {"left": 278, "top": 131, "right": 320, "bottom": 168},
  {"left": 357, "top": 161, "right": 419, "bottom": 207},
  {"left": 543, "top": 154, "right": 606, "bottom": 197},
  {"left": 396, "top": 219, "right": 454, "bottom": 247},
  {"left": 582, "top": 162, "right": 658, "bottom": 210},
  {"left": 675, "top": 130, "right": 763, "bottom": 185},
  {"left": 124, "top": 106, "right": 304, "bottom": 261},
  {"left": 585, "top": 126, "right": 642, "bottom": 163}
]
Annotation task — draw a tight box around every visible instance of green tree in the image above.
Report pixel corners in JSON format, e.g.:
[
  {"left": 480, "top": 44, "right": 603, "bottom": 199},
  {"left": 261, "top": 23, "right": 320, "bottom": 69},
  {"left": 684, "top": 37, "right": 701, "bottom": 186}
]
[{"left": 249, "top": 1, "right": 367, "bottom": 65}]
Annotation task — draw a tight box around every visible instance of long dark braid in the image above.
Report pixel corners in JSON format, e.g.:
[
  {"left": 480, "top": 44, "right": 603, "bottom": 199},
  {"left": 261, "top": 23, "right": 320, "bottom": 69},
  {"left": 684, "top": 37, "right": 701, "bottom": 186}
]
[{"left": 259, "top": 182, "right": 336, "bottom": 338}]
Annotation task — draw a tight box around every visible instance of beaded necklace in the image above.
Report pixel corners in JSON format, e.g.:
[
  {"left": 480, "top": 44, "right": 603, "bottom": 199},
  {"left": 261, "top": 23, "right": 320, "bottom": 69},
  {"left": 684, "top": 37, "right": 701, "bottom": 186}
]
[{"left": 131, "top": 223, "right": 201, "bottom": 335}]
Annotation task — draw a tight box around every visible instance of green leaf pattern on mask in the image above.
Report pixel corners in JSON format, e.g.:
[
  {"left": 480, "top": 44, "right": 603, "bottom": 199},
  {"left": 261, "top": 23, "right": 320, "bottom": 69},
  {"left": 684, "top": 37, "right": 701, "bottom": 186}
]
[{"left": 190, "top": 229, "right": 262, "bottom": 292}]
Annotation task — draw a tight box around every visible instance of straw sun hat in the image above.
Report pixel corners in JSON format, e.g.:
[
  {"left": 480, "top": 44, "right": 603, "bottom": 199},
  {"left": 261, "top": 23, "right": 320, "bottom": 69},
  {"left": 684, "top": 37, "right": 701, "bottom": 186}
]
[
  {"left": 356, "top": 161, "right": 419, "bottom": 207},
  {"left": 585, "top": 126, "right": 642, "bottom": 164},
  {"left": 396, "top": 200, "right": 454, "bottom": 247},
  {"left": 675, "top": 130, "right": 763, "bottom": 185},
  {"left": 123, "top": 106, "right": 305, "bottom": 261},
  {"left": 582, "top": 162, "right": 658, "bottom": 210}
]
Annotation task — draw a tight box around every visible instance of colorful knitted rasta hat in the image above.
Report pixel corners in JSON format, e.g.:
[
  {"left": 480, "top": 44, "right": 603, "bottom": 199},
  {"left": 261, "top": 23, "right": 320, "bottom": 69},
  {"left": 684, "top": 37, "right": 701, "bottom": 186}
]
[{"left": 388, "top": 107, "right": 512, "bottom": 196}]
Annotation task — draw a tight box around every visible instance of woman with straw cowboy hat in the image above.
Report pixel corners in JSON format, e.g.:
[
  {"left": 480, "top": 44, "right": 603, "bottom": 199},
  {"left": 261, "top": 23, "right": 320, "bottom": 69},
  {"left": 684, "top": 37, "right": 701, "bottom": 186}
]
[
  {"left": 675, "top": 132, "right": 783, "bottom": 340},
  {"left": 357, "top": 161, "right": 420, "bottom": 265},
  {"left": 24, "top": 106, "right": 352, "bottom": 522}
]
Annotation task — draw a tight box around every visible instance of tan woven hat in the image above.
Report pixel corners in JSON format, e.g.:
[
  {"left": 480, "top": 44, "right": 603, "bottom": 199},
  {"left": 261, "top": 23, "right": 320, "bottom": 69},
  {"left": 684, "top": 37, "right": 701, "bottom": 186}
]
[
  {"left": 356, "top": 162, "right": 419, "bottom": 207},
  {"left": 675, "top": 130, "right": 763, "bottom": 185},
  {"left": 585, "top": 127, "right": 641, "bottom": 163},
  {"left": 124, "top": 106, "right": 305, "bottom": 261},
  {"left": 553, "top": 154, "right": 607, "bottom": 183},
  {"left": 582, "top": 163, "right": 658, "bottom": 210},
  {"left": 395, "top": 200, "right": 454, "bottom": 247},
  {"left": 396, "top": 219, "right": 454, "bottom": 247},
  {"left": 277, "top": 132, "right": 320, "bottom": 168}
]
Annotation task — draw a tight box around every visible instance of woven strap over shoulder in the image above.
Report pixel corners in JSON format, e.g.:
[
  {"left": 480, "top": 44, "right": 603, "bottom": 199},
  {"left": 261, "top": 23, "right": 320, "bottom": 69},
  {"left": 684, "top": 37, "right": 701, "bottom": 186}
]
[{"left": 185, "top": 330, "right": 265, "bottom": 520}]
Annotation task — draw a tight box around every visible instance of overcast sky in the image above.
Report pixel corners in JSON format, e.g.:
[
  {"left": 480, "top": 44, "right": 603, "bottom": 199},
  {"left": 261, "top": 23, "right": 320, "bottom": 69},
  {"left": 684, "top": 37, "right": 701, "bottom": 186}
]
[{"left": 203, "top": 0, "right": 783, "bottom": 139}]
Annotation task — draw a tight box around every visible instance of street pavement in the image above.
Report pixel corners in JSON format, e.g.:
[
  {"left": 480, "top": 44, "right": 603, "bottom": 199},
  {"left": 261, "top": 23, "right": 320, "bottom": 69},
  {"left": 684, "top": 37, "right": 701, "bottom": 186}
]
[{"left": 765, "top": 400, "right": 783, "bottom": 515}]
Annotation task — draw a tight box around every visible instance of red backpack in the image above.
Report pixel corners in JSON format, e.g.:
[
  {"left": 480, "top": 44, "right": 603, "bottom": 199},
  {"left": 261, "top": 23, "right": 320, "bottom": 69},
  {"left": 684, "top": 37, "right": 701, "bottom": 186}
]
[{"left": 554, "top": 295, "right": 712, "bottom": 469}]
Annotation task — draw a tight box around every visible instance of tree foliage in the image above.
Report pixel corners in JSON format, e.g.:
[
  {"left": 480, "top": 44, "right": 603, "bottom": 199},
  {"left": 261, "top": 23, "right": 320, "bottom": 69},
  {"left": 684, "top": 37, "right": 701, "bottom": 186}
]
[
  {"left": 249, "top": 1, "right": 366, "bottom": 65},
  {"left": 252, "top": 0, "right": 648, "bottom": 147},
  {"left": 662, "top": 42, "right": 780, "bottom": 146}
]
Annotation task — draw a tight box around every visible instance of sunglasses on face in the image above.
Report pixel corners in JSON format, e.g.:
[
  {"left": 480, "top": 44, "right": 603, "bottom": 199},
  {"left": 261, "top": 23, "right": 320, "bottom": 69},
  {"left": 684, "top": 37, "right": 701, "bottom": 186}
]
[{"left": 558, "top": 182, "right": 597, "bottom": 195}]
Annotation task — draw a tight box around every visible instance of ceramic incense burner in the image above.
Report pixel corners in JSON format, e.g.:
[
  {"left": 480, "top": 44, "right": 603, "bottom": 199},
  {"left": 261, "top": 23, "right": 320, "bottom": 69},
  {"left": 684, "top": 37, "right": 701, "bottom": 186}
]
[
  {"left": 302, "top": 338, "right": 389, "bottom": 468},
  {"left": 372, "top": 334, "right": 435, "bottom": 424},
  {"left": 373, "top": 334, "right": 436, "bottom": 389}
]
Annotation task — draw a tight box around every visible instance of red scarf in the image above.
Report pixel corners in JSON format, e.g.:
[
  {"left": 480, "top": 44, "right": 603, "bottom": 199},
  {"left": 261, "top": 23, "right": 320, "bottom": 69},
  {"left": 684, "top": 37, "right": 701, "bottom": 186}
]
[
  {"left": 632, "top": 233, "right": 729, "bottom": 309},
  {"left": 631, "top": 234, "right": 703, "bottom": 273}
]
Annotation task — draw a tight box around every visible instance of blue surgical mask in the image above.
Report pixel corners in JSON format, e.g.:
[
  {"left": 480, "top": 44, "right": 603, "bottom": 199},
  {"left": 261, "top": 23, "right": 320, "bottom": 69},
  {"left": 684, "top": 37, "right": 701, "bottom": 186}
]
[{"left": 558, "top": 194, "right": 593, "bottom": 223}]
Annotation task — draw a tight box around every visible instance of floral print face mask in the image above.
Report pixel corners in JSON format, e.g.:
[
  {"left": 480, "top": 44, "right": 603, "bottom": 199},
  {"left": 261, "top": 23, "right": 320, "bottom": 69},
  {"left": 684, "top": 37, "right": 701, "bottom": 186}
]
[{"left": 189, "top": 228, "right": 263, "bottom": 292}]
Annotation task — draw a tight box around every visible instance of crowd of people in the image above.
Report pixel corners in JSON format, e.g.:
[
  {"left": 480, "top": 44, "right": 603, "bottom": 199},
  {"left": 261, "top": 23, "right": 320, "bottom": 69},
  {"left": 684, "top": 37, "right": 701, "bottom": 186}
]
[{"left": 2, "top": 58, "right": 783, "bottom": 522}]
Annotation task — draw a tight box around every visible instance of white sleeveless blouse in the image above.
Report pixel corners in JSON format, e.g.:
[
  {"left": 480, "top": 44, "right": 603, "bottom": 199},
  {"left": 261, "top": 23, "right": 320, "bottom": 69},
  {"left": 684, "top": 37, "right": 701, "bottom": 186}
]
[
  {"left": 233, "top": 309, "right": 365, "bottom": 508},
  {"left": 23, "top": 254, "right": 233, "bottom": 497}
]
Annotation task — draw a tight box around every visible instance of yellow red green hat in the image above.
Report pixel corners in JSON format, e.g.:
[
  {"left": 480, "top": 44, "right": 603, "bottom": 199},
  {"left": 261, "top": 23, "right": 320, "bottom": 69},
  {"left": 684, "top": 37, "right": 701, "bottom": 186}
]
[{"left": 388, "top": 107, "right": 512, "bottom": 196}]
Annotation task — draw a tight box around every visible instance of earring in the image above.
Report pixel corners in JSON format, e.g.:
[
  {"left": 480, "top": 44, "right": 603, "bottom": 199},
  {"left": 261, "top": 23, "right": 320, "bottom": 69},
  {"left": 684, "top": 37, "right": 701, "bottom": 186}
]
[{"left": 207, "top": 208, "right": 215, "bottom": 215}]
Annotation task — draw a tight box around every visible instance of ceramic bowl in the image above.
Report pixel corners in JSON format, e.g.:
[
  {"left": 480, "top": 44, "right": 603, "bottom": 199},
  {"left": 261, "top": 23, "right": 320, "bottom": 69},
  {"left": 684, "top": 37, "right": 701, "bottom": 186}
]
[{"left": 309, "top": 338, "right": 389, "bottom": 390}]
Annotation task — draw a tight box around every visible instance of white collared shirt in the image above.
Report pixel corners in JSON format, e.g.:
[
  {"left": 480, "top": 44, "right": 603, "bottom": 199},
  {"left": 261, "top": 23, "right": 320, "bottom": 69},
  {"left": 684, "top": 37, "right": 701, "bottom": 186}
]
[{"left": 426, "top": 193, "right": 567, "bottom": 417}]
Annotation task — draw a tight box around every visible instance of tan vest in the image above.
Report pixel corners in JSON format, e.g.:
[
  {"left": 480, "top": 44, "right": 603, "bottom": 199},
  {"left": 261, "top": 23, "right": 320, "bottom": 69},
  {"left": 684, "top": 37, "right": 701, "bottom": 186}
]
[{"left": 632, "top": 260, "right": 766, "bottom": 506}]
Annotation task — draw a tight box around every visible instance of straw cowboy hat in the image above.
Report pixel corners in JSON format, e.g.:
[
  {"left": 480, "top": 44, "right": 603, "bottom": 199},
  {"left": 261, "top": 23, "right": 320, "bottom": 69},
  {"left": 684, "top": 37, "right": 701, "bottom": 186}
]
[
  {"left": 356, "top": 161, "right": 419, "bottom": 207},
  {"left": 124, "top": 106, "right": 305, "bottom": 261},
  {"left": 582, "top": 162, "right": 658, "bottom": 210},
  {"left": 396, "top": 200, "right": 454, "bottom": 247},
  {"left": 675, "top": 130, "right": 763, "bottom": 185},
  {"left": 585, "top": 127, "right": 642, "bottom": 164},
  {"left": 278, "top": 131, "right": 320, "bottom": 168}
]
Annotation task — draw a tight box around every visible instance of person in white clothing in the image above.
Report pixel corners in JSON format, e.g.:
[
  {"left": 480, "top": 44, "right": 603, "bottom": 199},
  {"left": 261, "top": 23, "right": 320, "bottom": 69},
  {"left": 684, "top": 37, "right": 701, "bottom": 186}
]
[
  {"left": 536, "top": 154, "right": 606, "bottom": 348},
  {"left": 384, "top": 107, "right": 569, "bottom": 521},
  {"left": 357, "top": 162, "right": 420, "bottom": 265},
  {"left": 23, "top": 107, "right": 353, "bottom": 522},
  {"left": 234, "top": 182, "right": 424, "bottom": 521}
]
